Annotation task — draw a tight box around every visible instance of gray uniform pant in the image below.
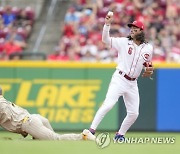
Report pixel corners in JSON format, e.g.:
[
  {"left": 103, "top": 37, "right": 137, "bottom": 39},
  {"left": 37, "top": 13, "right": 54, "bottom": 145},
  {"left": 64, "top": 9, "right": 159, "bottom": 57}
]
[{"left": 21, "top": 114, "right": 82, "bottom": 140}]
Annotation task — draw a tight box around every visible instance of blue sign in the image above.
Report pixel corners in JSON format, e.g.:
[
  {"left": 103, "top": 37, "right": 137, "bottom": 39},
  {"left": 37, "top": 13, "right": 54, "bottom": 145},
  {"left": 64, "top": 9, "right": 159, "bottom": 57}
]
[{"left": 157, "top": 69, "right": 180, "bottom": 131}]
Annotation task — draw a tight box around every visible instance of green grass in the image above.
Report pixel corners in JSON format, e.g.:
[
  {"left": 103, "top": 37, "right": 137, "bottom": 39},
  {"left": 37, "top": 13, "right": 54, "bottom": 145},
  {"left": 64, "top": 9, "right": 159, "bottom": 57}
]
[{"left": 0, "top": 131, "right": 179, "bottom": 154}]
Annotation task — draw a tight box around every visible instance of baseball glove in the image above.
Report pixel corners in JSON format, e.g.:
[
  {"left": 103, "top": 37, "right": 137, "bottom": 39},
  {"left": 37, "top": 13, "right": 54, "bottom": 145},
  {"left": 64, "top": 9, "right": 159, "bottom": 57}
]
[{"left": 142, "top": 62, "right": 154, "bottom": 78}]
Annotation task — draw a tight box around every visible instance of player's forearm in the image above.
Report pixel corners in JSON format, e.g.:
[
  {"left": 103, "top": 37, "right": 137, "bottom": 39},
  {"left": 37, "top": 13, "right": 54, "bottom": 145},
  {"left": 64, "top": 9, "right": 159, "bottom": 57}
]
[{"left": 102, "top": 24, "right": 111, "bottom": 45}]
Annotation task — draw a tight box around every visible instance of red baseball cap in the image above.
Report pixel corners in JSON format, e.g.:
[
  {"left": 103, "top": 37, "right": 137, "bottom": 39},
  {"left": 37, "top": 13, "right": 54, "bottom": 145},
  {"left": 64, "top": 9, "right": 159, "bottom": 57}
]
[{"left": 128, "top": 20, "right": 144, "bottom": 30}]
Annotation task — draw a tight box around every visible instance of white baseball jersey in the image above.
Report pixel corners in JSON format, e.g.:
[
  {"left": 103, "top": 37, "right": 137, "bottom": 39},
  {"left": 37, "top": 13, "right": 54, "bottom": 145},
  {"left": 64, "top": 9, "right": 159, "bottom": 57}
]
[
  {"left": 90, "top": 24, "right": 154, "bottom": 135},
  {"left": 102, "top": 25, "right": 153, "bottom": 78}
]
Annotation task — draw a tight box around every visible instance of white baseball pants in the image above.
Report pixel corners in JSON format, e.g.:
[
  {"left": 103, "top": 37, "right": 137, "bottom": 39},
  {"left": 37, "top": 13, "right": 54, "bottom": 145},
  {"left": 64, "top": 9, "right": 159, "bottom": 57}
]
[
  {"left": 90, "top": 70, "right": 139, "bottom": 135},
  {"left": 21, "top": 114, "right": 82, "bottom": 140}
]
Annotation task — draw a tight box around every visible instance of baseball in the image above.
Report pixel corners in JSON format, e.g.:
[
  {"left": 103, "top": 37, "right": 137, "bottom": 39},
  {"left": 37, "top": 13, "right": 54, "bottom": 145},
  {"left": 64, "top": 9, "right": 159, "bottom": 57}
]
[{"left": 107, "top": 11, "right": 113, "bottom": 16}]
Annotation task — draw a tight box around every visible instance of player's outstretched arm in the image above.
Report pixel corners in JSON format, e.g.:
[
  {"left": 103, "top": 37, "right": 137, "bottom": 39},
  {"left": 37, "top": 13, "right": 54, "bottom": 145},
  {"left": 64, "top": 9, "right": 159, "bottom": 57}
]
[{"left": 102, "top": 11, "right": 113, "bottom": 46}]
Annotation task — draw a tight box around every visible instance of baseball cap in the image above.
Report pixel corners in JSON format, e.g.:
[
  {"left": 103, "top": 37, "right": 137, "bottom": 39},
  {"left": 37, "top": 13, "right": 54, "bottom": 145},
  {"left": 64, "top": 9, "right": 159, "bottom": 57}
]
[{"left": 128, "top": 20, "right": 144, "bottom": 30}]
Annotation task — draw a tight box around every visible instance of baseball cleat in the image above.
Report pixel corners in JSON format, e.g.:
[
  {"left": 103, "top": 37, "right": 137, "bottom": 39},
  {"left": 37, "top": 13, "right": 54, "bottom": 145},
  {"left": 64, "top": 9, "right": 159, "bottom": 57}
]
[
  {"left": 113, "top": 133, "right": 125, "bottom": 142},
  {"left": 89, "top": 128, "right": 95, "bottom": 135},
  {"left": 82, "top": 129, "right": 96, "bottom": 141}
]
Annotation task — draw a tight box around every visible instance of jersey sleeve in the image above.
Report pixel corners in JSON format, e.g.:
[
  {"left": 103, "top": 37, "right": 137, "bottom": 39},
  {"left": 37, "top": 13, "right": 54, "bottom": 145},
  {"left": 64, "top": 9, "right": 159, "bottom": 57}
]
[{"left": 142, "top": 44, "right": 153, "bottom": 62}]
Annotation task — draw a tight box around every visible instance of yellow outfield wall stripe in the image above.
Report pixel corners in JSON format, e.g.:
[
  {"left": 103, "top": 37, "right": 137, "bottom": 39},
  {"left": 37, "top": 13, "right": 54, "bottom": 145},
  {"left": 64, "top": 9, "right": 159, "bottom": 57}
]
[
  {"left": 153, "top": 63, "right": 180, "bottom": 68},
  {"left": 0, "top": 61, "right": 180, "bottom": 68},
  {"left": 0, "top": 61, "right": 116, "bottom": 68}
]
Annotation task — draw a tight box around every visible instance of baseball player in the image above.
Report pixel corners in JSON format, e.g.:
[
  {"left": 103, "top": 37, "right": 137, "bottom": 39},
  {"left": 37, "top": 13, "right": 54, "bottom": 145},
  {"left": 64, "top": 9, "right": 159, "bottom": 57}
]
[
  {"left": 88, "top": 12, "right": 154, "bottom": 141},
  {"left": 0, "top": 87, "right": 95, "bottom": 141}
]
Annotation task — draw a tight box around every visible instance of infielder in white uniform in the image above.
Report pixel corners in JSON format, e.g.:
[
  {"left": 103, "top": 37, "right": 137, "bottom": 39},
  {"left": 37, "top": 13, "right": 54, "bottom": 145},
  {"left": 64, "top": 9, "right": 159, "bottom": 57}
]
[
  {"left": 89, "top": 12, "right": 154, "bottom": 141},
  {"left": 0, "top": 87, "right": 95, "bottom": 141}
]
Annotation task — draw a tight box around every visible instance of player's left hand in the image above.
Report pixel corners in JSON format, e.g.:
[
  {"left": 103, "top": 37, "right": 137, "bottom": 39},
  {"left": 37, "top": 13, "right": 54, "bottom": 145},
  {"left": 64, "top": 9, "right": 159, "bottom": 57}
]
[{"left": 142, "top": 67, "right": 154, "bottom": 77}]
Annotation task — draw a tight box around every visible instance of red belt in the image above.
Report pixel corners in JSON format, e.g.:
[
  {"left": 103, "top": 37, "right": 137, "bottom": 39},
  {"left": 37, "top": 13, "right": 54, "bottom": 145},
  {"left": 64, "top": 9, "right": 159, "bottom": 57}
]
[{"left": 119, "top": 71, "right": 136, "bottom": 81}]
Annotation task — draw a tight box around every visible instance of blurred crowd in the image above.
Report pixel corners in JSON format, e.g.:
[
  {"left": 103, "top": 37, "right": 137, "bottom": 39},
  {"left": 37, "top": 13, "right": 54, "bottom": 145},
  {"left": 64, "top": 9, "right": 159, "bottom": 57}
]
[
  {"left": 0, "top": 5, "right": 35, "bottom": 60},
  {"left": 49, "top": 0, "right": 180, "bottom": 63}
]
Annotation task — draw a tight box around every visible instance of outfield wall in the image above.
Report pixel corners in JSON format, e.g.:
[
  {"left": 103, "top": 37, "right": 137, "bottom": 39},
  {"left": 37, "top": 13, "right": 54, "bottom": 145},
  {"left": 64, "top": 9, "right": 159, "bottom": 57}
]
[{"left": 0, "top": 61, "right": 179, "bottom": 131}]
